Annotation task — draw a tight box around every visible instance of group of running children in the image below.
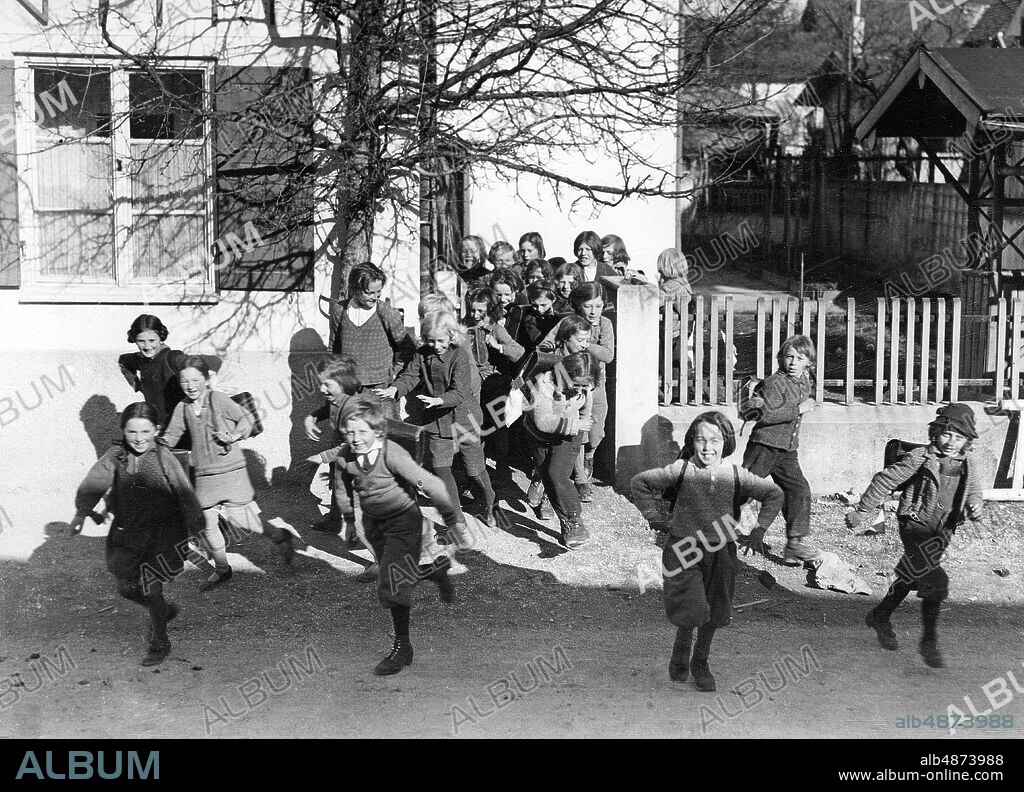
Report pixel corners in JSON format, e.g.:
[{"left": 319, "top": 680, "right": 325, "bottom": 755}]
[{"left": 71, "top": 229, "right": 983, "bottom": 691}]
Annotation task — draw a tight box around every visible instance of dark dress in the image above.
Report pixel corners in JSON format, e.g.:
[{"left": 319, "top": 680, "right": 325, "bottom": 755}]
[
  {"left": 76, "top": 444, "right": 204, "bottom": 581},
  {"left": 118, "top": 347, "right": 223, "bottom": 428}
]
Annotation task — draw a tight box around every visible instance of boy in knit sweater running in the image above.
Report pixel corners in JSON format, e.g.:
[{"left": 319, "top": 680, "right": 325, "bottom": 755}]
[
  {"left": 310, "top": 398, "right": 467, "bottom": 676},
  {"left": 846, "top": 404, "right": 983, "bottom": 668}
]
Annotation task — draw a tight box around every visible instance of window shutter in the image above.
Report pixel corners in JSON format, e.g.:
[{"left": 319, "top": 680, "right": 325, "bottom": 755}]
[
  {"left": 213, "top": 66, "right": 313, "bottom": 291},
  {"left": 0, "top": 61, "right": 20, "bottom": 287}
]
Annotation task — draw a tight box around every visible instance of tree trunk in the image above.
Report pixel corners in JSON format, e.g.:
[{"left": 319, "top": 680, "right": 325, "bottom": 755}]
[{"left": 329, "top": 0, "right": 384, "bottom": 346}]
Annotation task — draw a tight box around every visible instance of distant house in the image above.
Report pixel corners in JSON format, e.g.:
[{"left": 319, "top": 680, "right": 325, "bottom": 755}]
[{"left": 962, "top": 0, "right": 1024, "bottom": 46}]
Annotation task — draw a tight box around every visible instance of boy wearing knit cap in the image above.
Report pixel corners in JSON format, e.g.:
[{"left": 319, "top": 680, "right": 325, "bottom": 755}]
[{"left": 846, "top": 404, "right": 983, "bottom": 668}]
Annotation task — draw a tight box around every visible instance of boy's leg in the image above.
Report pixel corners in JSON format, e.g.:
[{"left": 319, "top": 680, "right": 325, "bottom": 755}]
[
  {"left": 460, "top": 434, "right": 496, "bottom": 524},
  {"left": 670, "top": 627, "right": 693, "bottom": 683},
  {"left": 585, "top": 384, "right": 608, "bottom": 477},
  {"left": 769, "top": 450, "right": 812, "bottom": 540},
  {"left": 372, "top": 509, "right": 421, "bottom": 675},
  {"left": 200, "top": 508, "right": 231, "bottom": 575}
]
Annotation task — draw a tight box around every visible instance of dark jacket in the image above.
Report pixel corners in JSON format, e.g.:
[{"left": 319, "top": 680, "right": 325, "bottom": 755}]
[
  {"left": 850, "top": 444, "right": 983, "bottom": 531},
  {"left": 391, "top": 344, "right": 482, "bottom": 437},
  {"left": 76, "top": 443, "right": 203, "bottom": 579},
  {"left": 741, "top": 370, "right": 812, "bottom": 451},
  {"left": 117, "top": 347, "right": 222, "bottom": 428}
]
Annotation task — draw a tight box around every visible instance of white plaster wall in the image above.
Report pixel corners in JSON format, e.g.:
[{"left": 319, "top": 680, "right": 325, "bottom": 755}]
[{"left": 467, "top": 128, "right": 680, "bottom": 273}]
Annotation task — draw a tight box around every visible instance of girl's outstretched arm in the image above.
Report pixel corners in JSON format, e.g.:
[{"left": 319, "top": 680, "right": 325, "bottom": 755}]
[
  {"left": 159, "top": 447, "right": 204, "bottom": 534},
  {"left": 160, "top": 403, "right": 187, "bottom": 448},
  {"left": 630, "top": 460, "right": 684, "bottom": 520},
  {"left": 74, "top": 447, "right": 118, "bottom": 517}
]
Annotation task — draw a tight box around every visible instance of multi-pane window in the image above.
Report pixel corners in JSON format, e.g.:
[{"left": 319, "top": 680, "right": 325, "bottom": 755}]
[{"left": 16, "top": 59, "right": 213, "bottom": 302}]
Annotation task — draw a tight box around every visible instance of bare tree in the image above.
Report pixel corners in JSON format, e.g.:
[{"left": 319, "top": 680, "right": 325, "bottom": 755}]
[{"left": 81, "top": 0, "right": 784, "bottom": 337}]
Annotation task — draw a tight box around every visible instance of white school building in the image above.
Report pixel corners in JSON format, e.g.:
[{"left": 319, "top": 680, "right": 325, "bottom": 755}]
[{"left": 0, "top": 1, "right": 677, "bottom": 558}]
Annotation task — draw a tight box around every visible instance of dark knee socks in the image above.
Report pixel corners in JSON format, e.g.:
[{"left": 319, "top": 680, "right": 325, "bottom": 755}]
[
  {"left": 435, "top": 467, "right": 464, "bottom": 517},
  {"left": 693, "top": 623, "right": 716, "bottom": 662},
  {"left": 390, "top": 605, "right": 411, "bottom": 640},
  {"left": 673, "top": 627, "right": 693, "bottom": 659},
  {"left": 875, "top": 578, "right": 913, "bottom": 621},
  {"left": 142, "top": 582, "right": 169, "bottom": 645},
  {"left": 467, "top": 472, "right": 495, "bottom": 510},
  {"left": 921, "top": 598, "right": 941, "bottom": 641}
]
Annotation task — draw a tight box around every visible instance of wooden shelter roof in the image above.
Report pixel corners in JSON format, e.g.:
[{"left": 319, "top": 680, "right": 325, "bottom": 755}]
[{"left": 856, "top": 47, "right": 1024, "bottom": 141}]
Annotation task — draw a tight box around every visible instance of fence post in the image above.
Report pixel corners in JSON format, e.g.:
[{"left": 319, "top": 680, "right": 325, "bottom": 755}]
[
  {"left": 771, "top": 298, "right": 782, "bottom": 364},
  {"left": 951, "top": 297, "right": 962, "bottom": 403},
  {"left": 920, "top": 299, "right": 931, "bottom": 404},
  {"left": 875, "top": 298, "right": 885, "bottom": 405},
  {"left": 815, "top": 298, "right": 826, "bottom": 403},
  {"left": 996, "top": 297, "right": 1008, "bottom": 401},
  {"left": 694, "top": 295, "right": 705, "bottom": 406},
  {"left": 661, "top": 298, "right": 673, "bottom": 404},
  {"left": 679, "top": 295, "right": 689, "bottom": 404},
  {"left": 936, "top": 298, "right": 946, "bottom": 402},
  {"left": 889, "top": 299, "right": 900, "bottom": 404},
  {"left": 725, "top": 297, "right": 735, "bottom": 405},
  {"left": 1012, "top": 300, "right": 1022, "bottom": 401},
  {"left": 846, "top": 297, "right": 856, "bottom": 404},
  {"left": 905, "top": 298, "right": 916, "bottom": 404},
  {"left": 710, "top": 296, "right": 720, "bottom": 404},
  {"left": 599, "top": 276, "right": 660, "bottom": 492},
  {"left": 756, "top": 297, "right": 767, "bottom": 380}
]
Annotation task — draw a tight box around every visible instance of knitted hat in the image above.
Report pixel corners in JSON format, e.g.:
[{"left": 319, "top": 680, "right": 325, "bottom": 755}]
[{"left": 929, "top": 403, "right": 978, "bottom": 440}]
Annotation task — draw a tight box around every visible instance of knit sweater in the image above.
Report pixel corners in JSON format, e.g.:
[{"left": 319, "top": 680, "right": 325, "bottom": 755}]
[
  {"left": 740, "top": 370, "right": 812, "bottom": 451},
  {"left": 161, "top": 390, "right": 251, "bottom": 476},
  {"left": 75, "top": 442, "right": 204, "bottom": 578},
  {"left": 850, "top": 444, "right": 983, "bottom": 532},
  {"left": 330, "top": 300, "right": 415, "bottom": 386},
  {"left": 391, "top": 344, "right": 482, "bottom": 437},
  {"left": 317, "top": 438, "right": 457, "bottom": 522},
  {"left": 524, "top": 371, "right": 593, "bottom": 441},
  {"left": 465, "top": 322, "right": 526, "bottom": 379},
  {"left": 538, "top": 315, "right": 615, "bottom": 369},
  {"left": 117, "top": 347, "right": 222, "bottom": 427},
  {"left": 631, "top": 460, "right": 783, "bottom": 541},
  {"left": 311, "top": 390, "right": 379, "bottom": 444}
]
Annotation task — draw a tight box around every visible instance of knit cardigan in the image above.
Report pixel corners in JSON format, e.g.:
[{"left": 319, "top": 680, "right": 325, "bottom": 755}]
[
  {"left": 740, "top": 370, "right": 812, "bottom": 451},
  {"left": 849, "top": 444, "right": 983, "bottom": 531},
  {"left": 161, "top": 390, "right": 251, "bottom": 476}
]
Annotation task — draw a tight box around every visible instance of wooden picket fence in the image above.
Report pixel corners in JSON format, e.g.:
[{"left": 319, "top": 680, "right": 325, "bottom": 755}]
[{"left": 658, "top": 295, "right": 996, "bottom": 406}]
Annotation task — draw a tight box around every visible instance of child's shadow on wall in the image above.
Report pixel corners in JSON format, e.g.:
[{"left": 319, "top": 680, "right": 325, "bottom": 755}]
[
  {"left": 79, "top": 395, "right": 120, "bottom": 459},
  {"left": 271, "top": 328, "right": 330, "bottom": 488}
]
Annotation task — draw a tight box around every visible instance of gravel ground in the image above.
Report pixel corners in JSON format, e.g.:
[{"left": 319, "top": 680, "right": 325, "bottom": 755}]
[{"left": 1, "top": 467, "right": 1022, "bottom": 739}]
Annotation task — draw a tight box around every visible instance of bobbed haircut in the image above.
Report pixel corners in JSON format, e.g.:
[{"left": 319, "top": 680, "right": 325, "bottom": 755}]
[
  {"left": 518, "top": 231, "right": 546, "bottom": 258},
  {"left": 524, "top": 258, "right": 553, "bottom": 281},
  {"left": 179, "top": 355, "right": 211, "bottom": 380},
  {"left": 420, "top": 309, "right": 466, "bottom": 346},
  {"left": 418, "top": 292, "right": 456, "bottom": 319},
  {"left": 553, "top": 261, "right": 584, "bottom": 289},
  {"left": 489, "top": 267, "right": 524, "bottom": 295},
  {"left": 682, "top": 411, "right": 737, "bottom": 460},
  {"left": 488, "top": 240, "right": 516, "bottom": 266},
  {"left": 573, "top": 231, "right": 602, "bottom": 260},
  {"left": 466, "top": 285, "right": 499, "bottom": 317},
  {"left": 460, "top": 235, "right": 489, "bottom": 269},
  {"left": 554, "top": 314, "right": 592, "bottom": 345},
  {"left": 127, "top": 314, "right": 169, "bottom": 343},
  {"left": 316, "top": 354, "right": 361, "bottom": 394},
  {"left": 657, "top": 248, "right": 689, "bottom": 280},
  {"left": 777, "top": 334, "right": 817, "bottom": 368},
  {"left": 555, "top": 350, "right": 600, "bottom": 389},
  {"left": 121, "top": 401, "right": 160, "bottom": 429},
  {"left": 348, "top": 261, "right": 388, "bottom": 295},
  {"left": 601, "top": 234, "right": 630, "bottom": 264},
  {"left": 569, "top": 281, "right": 606, "bottom": 313},
  {"left": 345, "top": 396, "right": 388, "bottom": 435},
  {"left": 525, "top": 279, "right": 557, "bottom": 303}
]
